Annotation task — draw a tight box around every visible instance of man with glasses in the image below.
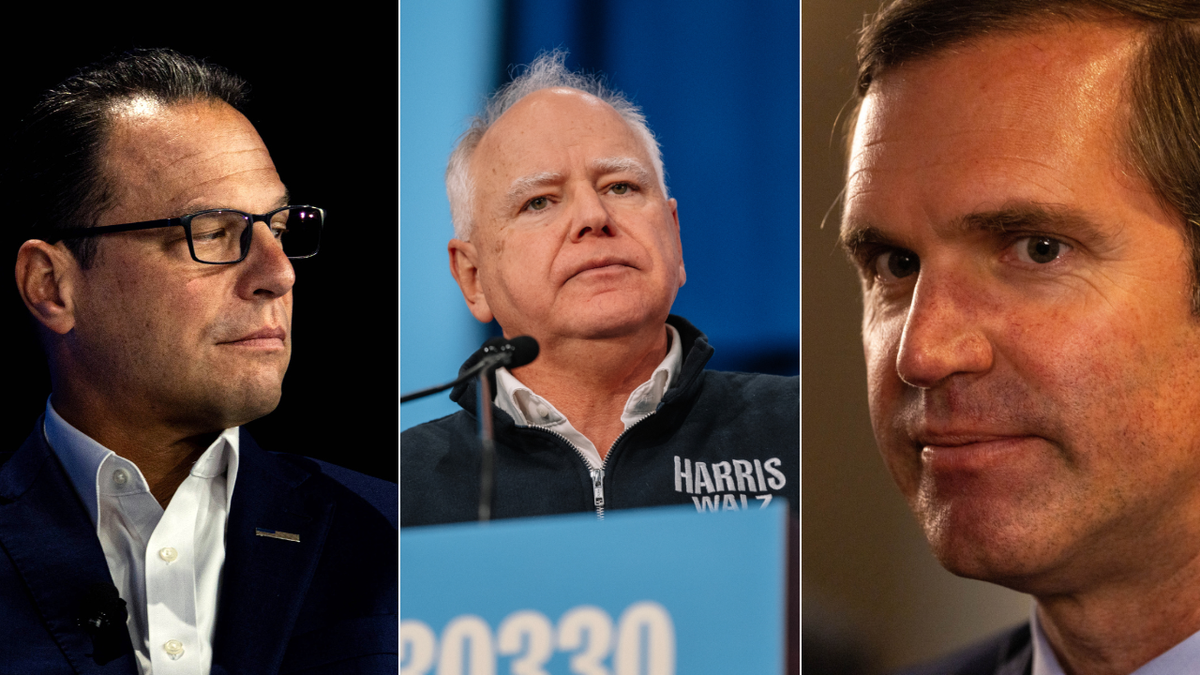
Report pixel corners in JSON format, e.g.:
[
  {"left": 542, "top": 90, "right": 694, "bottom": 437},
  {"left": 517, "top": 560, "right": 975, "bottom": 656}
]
[{"left": 0, "top": 49, "right": 396, "bottom": 673}]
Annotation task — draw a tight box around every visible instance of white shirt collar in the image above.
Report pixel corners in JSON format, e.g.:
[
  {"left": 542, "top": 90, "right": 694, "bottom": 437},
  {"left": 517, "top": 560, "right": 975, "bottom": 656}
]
[
  {"left": 1031, "top": 603, "right": 1200, "bottom": 675},
  {"left": 43, "top": 398, "right": 241, "bottom": 526},
  {"left": 493, "top": 323, "right": 683, "bottom": 469}
]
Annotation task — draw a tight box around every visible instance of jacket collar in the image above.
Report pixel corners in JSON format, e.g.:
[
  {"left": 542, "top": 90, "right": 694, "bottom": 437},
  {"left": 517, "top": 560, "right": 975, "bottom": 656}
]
[
  {"left": 211, "top": 429, "right": 335, "bottom": 675},
  {"left": 0, "top": 419, "right": 139, "bottom": 674}
]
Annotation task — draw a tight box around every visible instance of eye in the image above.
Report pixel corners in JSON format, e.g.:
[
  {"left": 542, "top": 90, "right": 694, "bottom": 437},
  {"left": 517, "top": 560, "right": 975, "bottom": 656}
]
[
  {"left": 269, "top": 214, "right": 289, "bottom": 239},
  {"left": 525, "top": 196, "right": 550, "bottom": 212},
  {"left": 1014, "top": 236, "right": 1071, "bottom": 264},
  {"left": 191, "top": 227, "right": 229, "bottom": 242},
  {"left": 610, "top": 182, "right": 631, "bottom": 195},
  {"left": 874, "top": 249, "right": 920, "bottom": 281}
]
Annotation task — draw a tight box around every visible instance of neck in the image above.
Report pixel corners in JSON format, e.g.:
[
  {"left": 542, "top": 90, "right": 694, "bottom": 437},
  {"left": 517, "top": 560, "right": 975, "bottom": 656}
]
[
  {"left": 50, "top": 390, "right": 220, "bottom": 508},
  {"left": 1034, "top": 548, "right": 1200, "bottom": 675},
  {"left": 508, "top": 323, "right": 670, "bottom": 457}
]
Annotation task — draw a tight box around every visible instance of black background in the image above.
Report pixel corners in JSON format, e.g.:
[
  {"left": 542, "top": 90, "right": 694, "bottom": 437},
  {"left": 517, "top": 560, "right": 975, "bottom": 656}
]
[{"left": 2, "top": 13, "right": 399, "bottom": 481}]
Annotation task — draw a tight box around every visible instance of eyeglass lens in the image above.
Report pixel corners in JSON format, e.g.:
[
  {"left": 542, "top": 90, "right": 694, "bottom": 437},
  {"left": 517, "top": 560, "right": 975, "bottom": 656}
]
[{"left": 190, "top": 207, "right": 321, "bottom": 263}]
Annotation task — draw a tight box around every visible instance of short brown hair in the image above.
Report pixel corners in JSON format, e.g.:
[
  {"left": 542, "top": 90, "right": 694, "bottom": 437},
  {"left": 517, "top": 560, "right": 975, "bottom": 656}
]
[
  {"left": 851, "top": 0, "right": 1200, "bottom": 309},
  {"left": 4, "top": 48, "right": 248, "bottom": 268}
]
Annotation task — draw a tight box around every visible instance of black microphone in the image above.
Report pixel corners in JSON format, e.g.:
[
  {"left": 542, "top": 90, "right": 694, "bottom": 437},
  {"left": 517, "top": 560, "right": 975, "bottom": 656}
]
[
  {"left": 479, "top": 335, "right": 539, "bottom": 370},
  {"left": 469, "top": 335, "right": 539, "bottom": 522},
  {"left": 400, "top": 335, "right": 540, "bottom": 403},
  {"left": 77, "top": 582, "right": 129, "bottom": 665}
]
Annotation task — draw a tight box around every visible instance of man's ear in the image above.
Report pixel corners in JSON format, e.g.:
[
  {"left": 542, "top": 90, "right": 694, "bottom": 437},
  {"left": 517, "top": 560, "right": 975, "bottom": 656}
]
[
  {"left": 669, "top": 198, "right": 686, "bottom": 288},
  {"left": 448, "top": 238, "right": 495, "bottom": 324},
  {"left": 15, "top": 240, "right": 78, "bottom": 335}
]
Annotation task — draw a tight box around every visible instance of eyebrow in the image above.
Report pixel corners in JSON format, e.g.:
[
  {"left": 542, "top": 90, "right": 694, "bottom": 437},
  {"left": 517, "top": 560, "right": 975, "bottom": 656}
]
[
  {"left": 841, "top": 203, "right": 1108, "bottom": 255},
  {"left": 839, "top": 222, "right": 897, "bottom": 257},
  {"left": 184, "top": 190, "right": 292, "bottom": 216},
  {"left": 503, "top": 172, "right": 563, "bottom": 212},
  {"left": 957, "top": 204, "right": 1105, "bottom": 240},
  {"left": 590, "top": 156, "right": 653, "bottom": 185},
  {"left": 501, "top": 157, "right": 656, "bottom": 214}
]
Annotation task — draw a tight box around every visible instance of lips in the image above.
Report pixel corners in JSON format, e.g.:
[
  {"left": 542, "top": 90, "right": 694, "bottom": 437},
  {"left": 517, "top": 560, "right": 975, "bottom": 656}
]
[
  {"left": 915, "top": 431, "right": 1045, "bottom": 474},
  {"left": 917, "top": 430, "right": 1024, "bottom": 447},
  {"left": 220, "top": 326, "right": 287, "bottom": 347},
  {"left": 567, "top": 256, "right": 635, "bottom": 280}
]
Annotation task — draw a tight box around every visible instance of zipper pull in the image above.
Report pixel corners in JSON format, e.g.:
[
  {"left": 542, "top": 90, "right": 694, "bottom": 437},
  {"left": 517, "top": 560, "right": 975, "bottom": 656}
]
[{"left": 590, "top": 468, "right": 605, "bottom": 519}]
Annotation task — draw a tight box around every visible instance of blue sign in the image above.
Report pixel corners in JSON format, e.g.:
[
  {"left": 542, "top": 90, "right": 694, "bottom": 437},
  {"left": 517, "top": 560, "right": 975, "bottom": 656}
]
[{"left": 401, "top": 505, "right": 786, "bottom": 674}]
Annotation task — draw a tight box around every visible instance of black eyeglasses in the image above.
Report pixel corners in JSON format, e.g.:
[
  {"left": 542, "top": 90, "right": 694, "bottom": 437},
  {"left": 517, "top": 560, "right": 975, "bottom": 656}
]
[{"left": 37, "top": 205, "right": 324, "bottom": 264}]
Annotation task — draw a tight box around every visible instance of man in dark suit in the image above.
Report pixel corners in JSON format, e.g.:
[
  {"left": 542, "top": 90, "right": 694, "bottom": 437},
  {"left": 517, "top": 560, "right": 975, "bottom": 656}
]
[
  {"left": 839, "top": 1, "right": 1200, "bottom": 673},
  {"left": 0, "top": 49, "right": 396, "bottom": 673}
]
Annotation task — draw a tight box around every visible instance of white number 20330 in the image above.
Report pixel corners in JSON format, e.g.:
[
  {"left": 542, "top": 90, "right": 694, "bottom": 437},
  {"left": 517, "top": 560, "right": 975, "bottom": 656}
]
[{"left": 401, "top": 601, "right": 676, "bottom": 675}]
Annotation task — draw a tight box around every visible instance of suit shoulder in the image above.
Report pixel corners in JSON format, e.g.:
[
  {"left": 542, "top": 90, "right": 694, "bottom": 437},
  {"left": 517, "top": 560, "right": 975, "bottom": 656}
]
[
  {"left": 272, "top": 453, "right": 397, "bottom": 529},
  {"left": 891, "top": 624, "right": 1031, "bottom": 675}
]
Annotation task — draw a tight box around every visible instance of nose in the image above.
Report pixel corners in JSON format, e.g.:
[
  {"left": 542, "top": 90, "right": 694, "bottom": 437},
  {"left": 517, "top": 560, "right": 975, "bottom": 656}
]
[
  {"left": 236, "top": 220, "right": 296, "bottom": 299},
  {"left": 894, "top": 272, "right": 993, "bottom": 388},
  {"left": 569, "top": 187, "right": 615, "bottom": 241}
]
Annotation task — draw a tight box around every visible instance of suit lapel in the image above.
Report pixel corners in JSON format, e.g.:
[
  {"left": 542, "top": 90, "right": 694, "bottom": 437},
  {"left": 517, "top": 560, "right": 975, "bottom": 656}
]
[
  {"left": 211, "top": 431, "right": 335, "bottom": 675},
  {"left": 0, "top": 423, "right": 137, "bottom": 674}
]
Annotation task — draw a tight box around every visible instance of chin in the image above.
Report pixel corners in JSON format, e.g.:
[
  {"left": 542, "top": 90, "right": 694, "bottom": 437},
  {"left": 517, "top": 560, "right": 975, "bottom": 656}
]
[
  {"left": 187, "top": 375, "right": 285, "bottom": 431},
  {"left": 918, "top": 496, "right": 1072, "bottom": 592},
  {"left": 567, "top": 301, "right": 671, "bottom": 340}
]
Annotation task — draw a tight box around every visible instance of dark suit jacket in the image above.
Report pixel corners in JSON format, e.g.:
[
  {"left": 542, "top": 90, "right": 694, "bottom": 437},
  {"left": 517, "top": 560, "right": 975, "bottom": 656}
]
[
  {"left": 0, "top": 421, "right": 398, "bottom": 674},
  {"left": 894, "top": 625, "right": 1032, "bottom": 675}
]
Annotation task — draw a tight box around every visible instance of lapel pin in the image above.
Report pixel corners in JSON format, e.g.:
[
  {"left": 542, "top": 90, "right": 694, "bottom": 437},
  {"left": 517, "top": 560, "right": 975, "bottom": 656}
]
[{"left": 255, "top": 527, "right": 301, "bottom": 542}]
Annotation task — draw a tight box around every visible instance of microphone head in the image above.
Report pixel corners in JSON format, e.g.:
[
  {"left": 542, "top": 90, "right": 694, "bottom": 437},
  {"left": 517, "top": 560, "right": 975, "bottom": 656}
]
[{"left": 506, "top": 335, "right": 539, "bottom": 368}]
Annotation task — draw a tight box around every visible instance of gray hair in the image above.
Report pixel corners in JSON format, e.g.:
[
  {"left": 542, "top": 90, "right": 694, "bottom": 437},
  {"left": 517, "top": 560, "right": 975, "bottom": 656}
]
[{"left": 445, "top": 51, "right": 667, "bottom": 241}]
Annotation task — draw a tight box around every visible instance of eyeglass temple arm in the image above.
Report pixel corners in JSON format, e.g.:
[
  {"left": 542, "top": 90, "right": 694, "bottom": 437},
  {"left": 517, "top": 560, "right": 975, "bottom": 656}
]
[{"left": 31, "top": 218, "right": 184, "bottom": 243}]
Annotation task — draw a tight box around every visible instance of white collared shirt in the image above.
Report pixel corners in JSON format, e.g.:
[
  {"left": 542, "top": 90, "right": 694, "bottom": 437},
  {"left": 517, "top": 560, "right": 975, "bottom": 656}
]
[
  {"left": 1031, "top": 603, "right": 1200, "bottom": 675},
  {"left": 45, "top": 400, "right": 240, "bottom": 675},
  {"left": 493, "top": 324, "right": 683, "bottom": 469}
]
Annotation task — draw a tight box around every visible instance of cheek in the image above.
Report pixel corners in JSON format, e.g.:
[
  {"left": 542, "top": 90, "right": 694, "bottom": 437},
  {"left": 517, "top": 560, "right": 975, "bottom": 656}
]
[
  {"left": 862, "top": 310, "right": 923, "bottom": 481},
  {"left": 862, "top": 307, "right": 905, "bottom": 411}
]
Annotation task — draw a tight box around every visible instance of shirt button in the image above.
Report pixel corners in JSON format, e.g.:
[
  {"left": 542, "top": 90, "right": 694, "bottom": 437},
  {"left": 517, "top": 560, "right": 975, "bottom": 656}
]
[
  {"left": 112, "top": 469, "right": 129, "bottom": 485},
  {"left": 159, "top": 547, "right": 178, "bottom": 563},
  {"left": 536, "top": 404, "right": 550, "bottom": 420},
  {"left": 163, "top": 639, "right": 184, "bottom": 660}
]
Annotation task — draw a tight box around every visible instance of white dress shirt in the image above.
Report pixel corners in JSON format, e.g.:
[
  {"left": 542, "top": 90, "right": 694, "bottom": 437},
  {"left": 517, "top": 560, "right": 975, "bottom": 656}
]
[
  {"left": 1031, "top": 603, "right": 1200, "bottom": 675},
  {"left": 45, "top": 400, "right": 240, "bottom": 675},
  {"left": 493, "top": 324, "right": 683, "bottom": 469}
]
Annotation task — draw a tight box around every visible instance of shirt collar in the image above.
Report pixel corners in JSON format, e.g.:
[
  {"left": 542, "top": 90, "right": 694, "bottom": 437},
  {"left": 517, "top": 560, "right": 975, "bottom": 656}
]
[
  {"left": 493, "top": 324, "right": 682, "bottom": 468},
  {"left": 1031, "top": 603, "right": 1200, "bottom": 675},
  {"left": 495, "top": 324, "right": 682, "bottom": 426},
  {"left": 43, "top": 398, "right": 241, "bottom": 526}
]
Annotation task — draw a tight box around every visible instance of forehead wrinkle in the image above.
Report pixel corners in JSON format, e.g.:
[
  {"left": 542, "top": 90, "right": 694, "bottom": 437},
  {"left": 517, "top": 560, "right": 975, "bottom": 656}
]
[
  {"left": 183, "top": 166, "right": 280, "bottom": 193},
  {"left": 162, "top": 170, "right": 287, "bottom": 214},
  {"left": 159, "top": 145, "right": 271, "bottom": 171}
]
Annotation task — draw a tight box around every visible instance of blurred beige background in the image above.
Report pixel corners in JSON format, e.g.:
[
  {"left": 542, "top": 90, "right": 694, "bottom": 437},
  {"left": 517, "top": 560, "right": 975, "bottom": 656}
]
[{"left": 801, "top": 1, "right": 1030, "bottom": 671}]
